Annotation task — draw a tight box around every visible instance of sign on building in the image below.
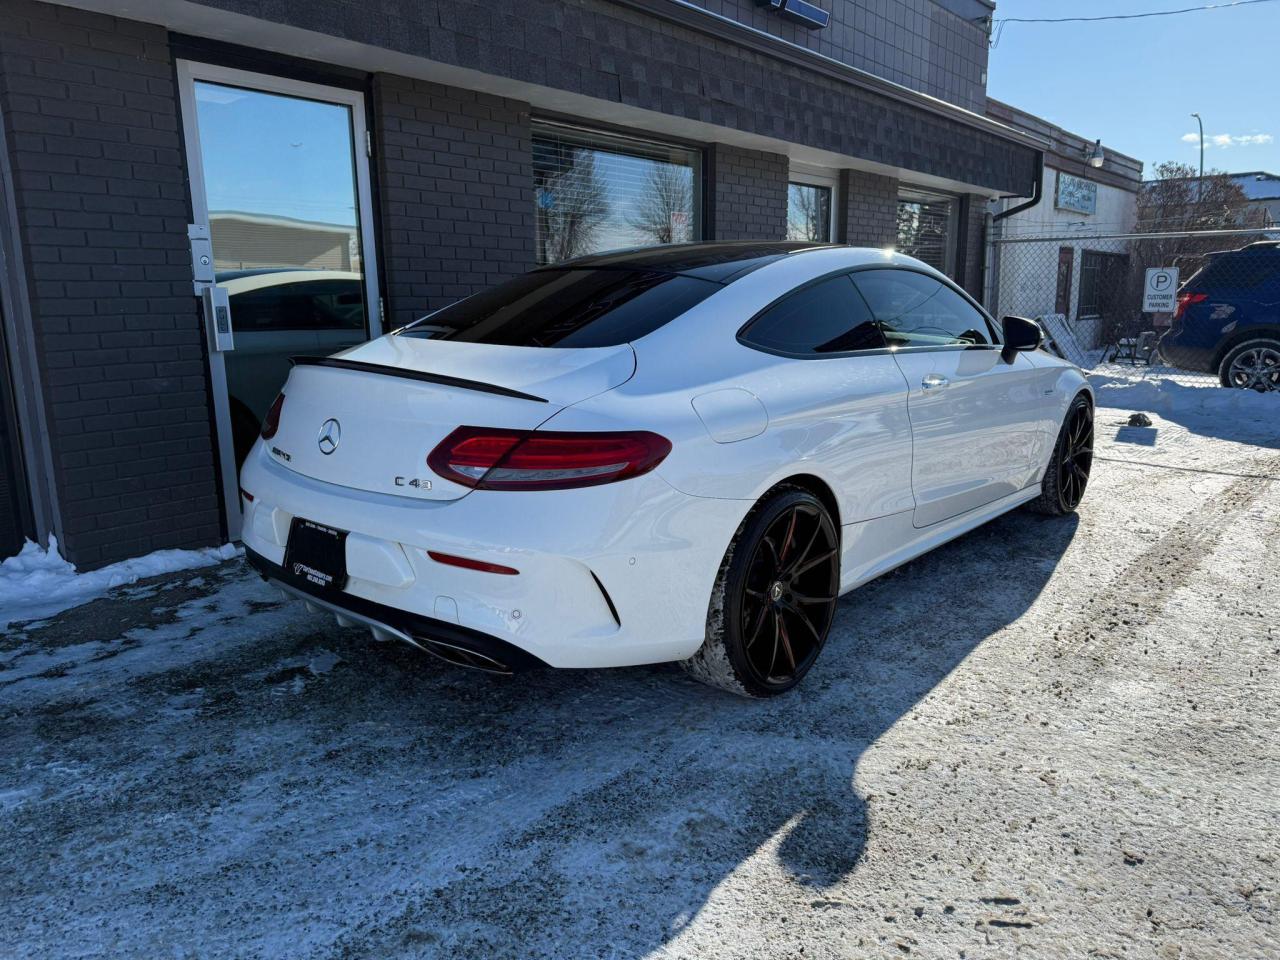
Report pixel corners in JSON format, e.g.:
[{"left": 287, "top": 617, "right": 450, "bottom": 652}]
[
  {"left": 1055, "top": 172, "right": 1098, "bottom": 215},
  {"left": 755, "top": 0, "right": 830, "bottom": 29},
  {"left": 1143, "top": 267, "right": 1179, "bottom": 313}
]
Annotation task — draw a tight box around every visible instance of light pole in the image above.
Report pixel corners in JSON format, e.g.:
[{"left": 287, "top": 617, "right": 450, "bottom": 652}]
[{"left": 1190, "top": 112, "right": 1204, "bottom": 199}]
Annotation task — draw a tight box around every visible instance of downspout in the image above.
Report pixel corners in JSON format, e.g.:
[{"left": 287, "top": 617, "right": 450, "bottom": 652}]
[
  {"left": 992, "top": 149, "right": 1045, "bottom": 223},
  {"left": 983, "top": 150, "right": 1044, "bottom": 311}
]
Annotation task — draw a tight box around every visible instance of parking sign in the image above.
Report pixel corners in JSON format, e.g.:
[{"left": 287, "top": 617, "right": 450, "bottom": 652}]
[{"left": 1143, "top": 267, "right": 1178, "bottom": 313}]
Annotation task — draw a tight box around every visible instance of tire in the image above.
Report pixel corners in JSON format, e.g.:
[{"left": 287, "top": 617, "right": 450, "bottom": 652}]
[
  {"left": 681, "top": 485, "right": 840, "bottom": 698},
  {"left": 1028, "top": 393, "right": 1094, "bottom": 516},
  {"left": 1218, "top": 338, "right": 1280, "bottom": 392}
]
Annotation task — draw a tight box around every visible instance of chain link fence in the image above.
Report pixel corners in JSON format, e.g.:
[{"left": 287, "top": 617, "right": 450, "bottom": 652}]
[{"left": 984, "top": 225, "right": 1280, "bottom": 390}]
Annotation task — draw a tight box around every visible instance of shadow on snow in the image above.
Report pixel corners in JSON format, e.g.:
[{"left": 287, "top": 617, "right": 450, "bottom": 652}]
[{"left": 3, "top": 508, "right": 1079, "bottom": 959}]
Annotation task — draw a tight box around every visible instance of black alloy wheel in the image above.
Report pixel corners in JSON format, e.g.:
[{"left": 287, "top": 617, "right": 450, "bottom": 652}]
[
  {"left": 683, "top": 486, "right": 840, "bottom": 697},
  {"left": 1058, "top": 399, "right": 1094, "bottom": 510},
  {"left": 738, "top": 502, "right": 840, "bottom": 689},
  {"left": 1029, "top": 394, "right": 1094, "bottom": 516}
]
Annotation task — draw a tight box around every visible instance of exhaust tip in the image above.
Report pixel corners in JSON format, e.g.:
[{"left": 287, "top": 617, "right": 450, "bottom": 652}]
[{"left": 414, "top": 635, "right": 512, "bottom": 675}]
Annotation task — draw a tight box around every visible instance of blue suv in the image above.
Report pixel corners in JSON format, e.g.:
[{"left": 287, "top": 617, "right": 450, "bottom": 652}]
[{"left": 1158, "top": 241, "right": 1280, "bottom": 391}]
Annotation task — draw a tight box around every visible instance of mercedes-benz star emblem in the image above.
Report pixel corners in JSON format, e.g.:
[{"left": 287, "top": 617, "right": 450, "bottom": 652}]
[{"left": 317, "top": 418, "right": 341, "bottom": 455}]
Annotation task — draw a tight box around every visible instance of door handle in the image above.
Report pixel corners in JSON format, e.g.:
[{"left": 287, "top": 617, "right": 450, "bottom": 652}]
[{"left": 921, "top": 374, "right": 950, "bottom": 390}]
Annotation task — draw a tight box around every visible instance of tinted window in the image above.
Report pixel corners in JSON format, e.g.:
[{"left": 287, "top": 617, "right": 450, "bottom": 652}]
[
  {"left": 741, "top": 274, "right": 886, "bottom": 355},
  {"left": 1193, "top": 250, "right": 1280, "bottom": 291},
  {"left": 853, "top": 270, "right": 992, "bottom": 347},
  {"left": 398, "top": 269, "right": 719, "bottom": 347},
  {"left": 229, "top": 279, "right": 366, "bottom": 332}
]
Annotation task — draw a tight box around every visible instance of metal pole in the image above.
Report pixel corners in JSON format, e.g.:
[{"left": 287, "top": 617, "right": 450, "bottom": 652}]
[{"left": 1191, "top": 112, "right": 1204, "bottom": 199}]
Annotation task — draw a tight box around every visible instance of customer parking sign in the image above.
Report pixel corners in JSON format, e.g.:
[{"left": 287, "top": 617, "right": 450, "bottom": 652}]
[{"left": 1143, "top": 267, "right": 1178, "bottom": 312}]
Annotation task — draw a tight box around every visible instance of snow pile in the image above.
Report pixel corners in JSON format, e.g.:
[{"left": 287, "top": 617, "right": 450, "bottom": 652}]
[
  {"left": 1089, "top": 374, "right": 1280, "bottom": 426},
  {"left": 0, "top": 537, "right": 241, "bottom": 630}
]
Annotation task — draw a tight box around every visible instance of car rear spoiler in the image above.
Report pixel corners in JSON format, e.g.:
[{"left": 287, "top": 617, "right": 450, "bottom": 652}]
[{"left": 289, "top": 355, "right": 548, "bottom": 403}]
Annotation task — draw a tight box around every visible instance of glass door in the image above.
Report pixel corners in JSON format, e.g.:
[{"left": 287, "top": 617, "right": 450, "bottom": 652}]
[{"left": 177, "top": 63, "right": 380, "bottom": 539}]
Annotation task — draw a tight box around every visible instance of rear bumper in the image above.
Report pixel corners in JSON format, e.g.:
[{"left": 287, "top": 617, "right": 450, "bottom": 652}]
[
  {"left": 1156, "top": 331, "right": 1216, "bottom": 372},
  {"left": 245, "top": 546, "right": 548, "bottom": 672},
  {"left": 239, "top": 440, "right": 747, "bottom": 669}
]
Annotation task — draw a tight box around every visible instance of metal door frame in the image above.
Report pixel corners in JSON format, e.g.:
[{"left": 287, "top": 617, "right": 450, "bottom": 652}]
[
  {"left": 176, "top": 60, "right": 382, "bottom": 540},
  {"left": 0, "top": 99, "right": 52, "bottom": 551}
]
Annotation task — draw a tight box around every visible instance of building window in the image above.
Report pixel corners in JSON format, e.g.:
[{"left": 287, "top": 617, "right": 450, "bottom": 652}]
[
  {"left": 787, "top": 182, "right": 833, "bottom": 241},
  {"left": 896, "top": 188, "right": 955, "bottom": 273},
  {"left": 532, "top": 122, "right": 701, "bottom": 265},
  {"left": 1077, "top": 250, "right": 1128, "bottom": 318}
]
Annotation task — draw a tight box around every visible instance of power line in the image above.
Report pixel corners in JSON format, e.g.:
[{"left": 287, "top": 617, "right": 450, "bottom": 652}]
[{"left": 990, "top": 0, "right": 1280, "bottom": 47}]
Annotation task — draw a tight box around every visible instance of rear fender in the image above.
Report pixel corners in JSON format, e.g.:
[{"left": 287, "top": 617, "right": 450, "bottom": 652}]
[{"left": 1210, "top": 324, "right": 1280, "bottom": 371}]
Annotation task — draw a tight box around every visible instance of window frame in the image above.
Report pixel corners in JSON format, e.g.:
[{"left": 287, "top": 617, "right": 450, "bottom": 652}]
[
  {"left": 786, "top": 167, "right": 838, "bottom": 243},
  {"left": 736, "top": 264, "right": 1002, "bottom": 361},
  {"left": 896, "top": 186, "right": 958, "bottom": 276},
  {"left": 1077, "top": 249, "right": 1129, "bottom": 319},
  {"left": 530, "top": 118, "right": 705, "bottom": 266}
]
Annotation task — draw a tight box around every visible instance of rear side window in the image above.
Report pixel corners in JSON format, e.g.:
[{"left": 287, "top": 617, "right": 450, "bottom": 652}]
[
  {"left": 1191, "top": 250, "right": 1280, "bottom": 291},
  {"left": 740, "top": 274, "right": 886, "bottom": 356},
  {"left": 398, "top": 269, "right": 719, "bottom": 347},
  {"left": 853, "top": 269, "right": 993, "bottom": 347}
]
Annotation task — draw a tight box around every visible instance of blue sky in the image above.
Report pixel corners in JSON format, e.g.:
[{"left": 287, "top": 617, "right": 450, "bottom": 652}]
[
  {"left": 987, "top": 0, "right": 1280, "bottom": 177},
  {"left": 195, "top": 82, "right": 359, "bottom": 227}
]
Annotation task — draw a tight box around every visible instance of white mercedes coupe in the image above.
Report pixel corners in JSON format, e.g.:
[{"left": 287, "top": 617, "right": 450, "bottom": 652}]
[{"left": 240, "top": 242, "right": 1093, "bottom": 697}]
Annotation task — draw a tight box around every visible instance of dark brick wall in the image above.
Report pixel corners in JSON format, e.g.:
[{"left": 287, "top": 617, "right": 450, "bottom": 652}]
[
  {"left": 955, "top": 194, "right": 985, "bottom": 299},
  {"left": 371, "top": 75, "right": 535, "bottom": 326},
  {"left": 0, "top": 1, "right": 220, "bottom": 568},
  {"left": 685, "top": 0, "right": 991, "bottom": 112},
  {"left": 838, "top": 169, "right": 898, "bottom": 248},
  {"left": 180, "top": 0, "right": 1037, "bottom": 196},
  {"left": 709, "top": 144, "right": 787, "bottom": 241}
]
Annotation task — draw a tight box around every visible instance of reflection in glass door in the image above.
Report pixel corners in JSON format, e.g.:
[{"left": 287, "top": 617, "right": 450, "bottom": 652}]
[{"left": 178, "top": 63, "right": 380, "bottom": 538}]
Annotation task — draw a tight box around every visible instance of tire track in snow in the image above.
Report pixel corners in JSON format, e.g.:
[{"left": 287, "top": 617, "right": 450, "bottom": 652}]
[{"left": 1045, "top": 453, "right": 1280, "bottom": 667}]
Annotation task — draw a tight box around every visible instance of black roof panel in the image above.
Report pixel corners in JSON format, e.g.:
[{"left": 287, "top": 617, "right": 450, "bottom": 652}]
[{"left": 542, "top": 241, "right": 840, "bottom": 283}]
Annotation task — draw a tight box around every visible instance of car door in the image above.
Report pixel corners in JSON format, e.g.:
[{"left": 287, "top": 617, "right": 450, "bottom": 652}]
[
  {"left": 733, "top": 273, "right": 914, "bottom": 524},
  {"left": 852, "top": 268, "right": 1041, "bottom": 528}
]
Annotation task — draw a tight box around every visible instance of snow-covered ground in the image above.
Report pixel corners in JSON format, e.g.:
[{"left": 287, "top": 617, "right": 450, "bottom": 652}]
[
  {"left": 0, "top": 538, "right": 240, "bottom": 630},
  {"left": 1092, "top": 371, "right": 1280, "bottom": 424},
  {"left": 1, "top": 380, "right": 1277, "bottom": 959}
]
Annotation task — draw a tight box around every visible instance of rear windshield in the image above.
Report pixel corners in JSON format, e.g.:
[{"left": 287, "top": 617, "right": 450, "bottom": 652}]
[{"left": 397, "top": 268, "right": 720, "bottom": 347}]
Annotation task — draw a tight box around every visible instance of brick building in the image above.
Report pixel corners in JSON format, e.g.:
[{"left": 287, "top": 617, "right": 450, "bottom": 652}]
[{"left": 0, "top": 0, "right": 1045, "bottom": 567}]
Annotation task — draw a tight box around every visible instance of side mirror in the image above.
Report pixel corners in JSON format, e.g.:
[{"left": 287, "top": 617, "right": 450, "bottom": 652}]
[{"left": 1000, "top": 315, "right": 1042, "bottom": 364}]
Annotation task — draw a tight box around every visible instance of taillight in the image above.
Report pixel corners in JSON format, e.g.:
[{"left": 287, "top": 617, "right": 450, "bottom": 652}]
[
  {"left": 427, "top": 426, "right": 672, "bottom": 491},
  {"left": 1173, "top": 292, "right": 1207, "bottom": 321},
  {"left": 260, "top": 393, "right": 285, "bottom": 440},
  {"left": 427, "top": 550, "right": 519, "bottom": 575}
]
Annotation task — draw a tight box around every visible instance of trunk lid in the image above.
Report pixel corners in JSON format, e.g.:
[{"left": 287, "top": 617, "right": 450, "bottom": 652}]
[{"left": 264, "top": 335, "right": 635, "bottom": 501}]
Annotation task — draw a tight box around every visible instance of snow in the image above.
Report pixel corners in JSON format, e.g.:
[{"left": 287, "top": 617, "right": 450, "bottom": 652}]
[
  {"left": 0, "top": 537, "right": 241, "bottom": 630},
  {"left": 1089, "top": 372, "right": 1280, "bottom": 428}
]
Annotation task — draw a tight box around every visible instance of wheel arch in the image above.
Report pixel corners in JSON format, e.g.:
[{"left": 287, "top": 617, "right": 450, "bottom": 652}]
[
  {"left": 771, "top": 473, "right": 841, "bottom": 532},
  {"left": 1210, "top": 326, "right": 1280, "bottom": 372}
]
